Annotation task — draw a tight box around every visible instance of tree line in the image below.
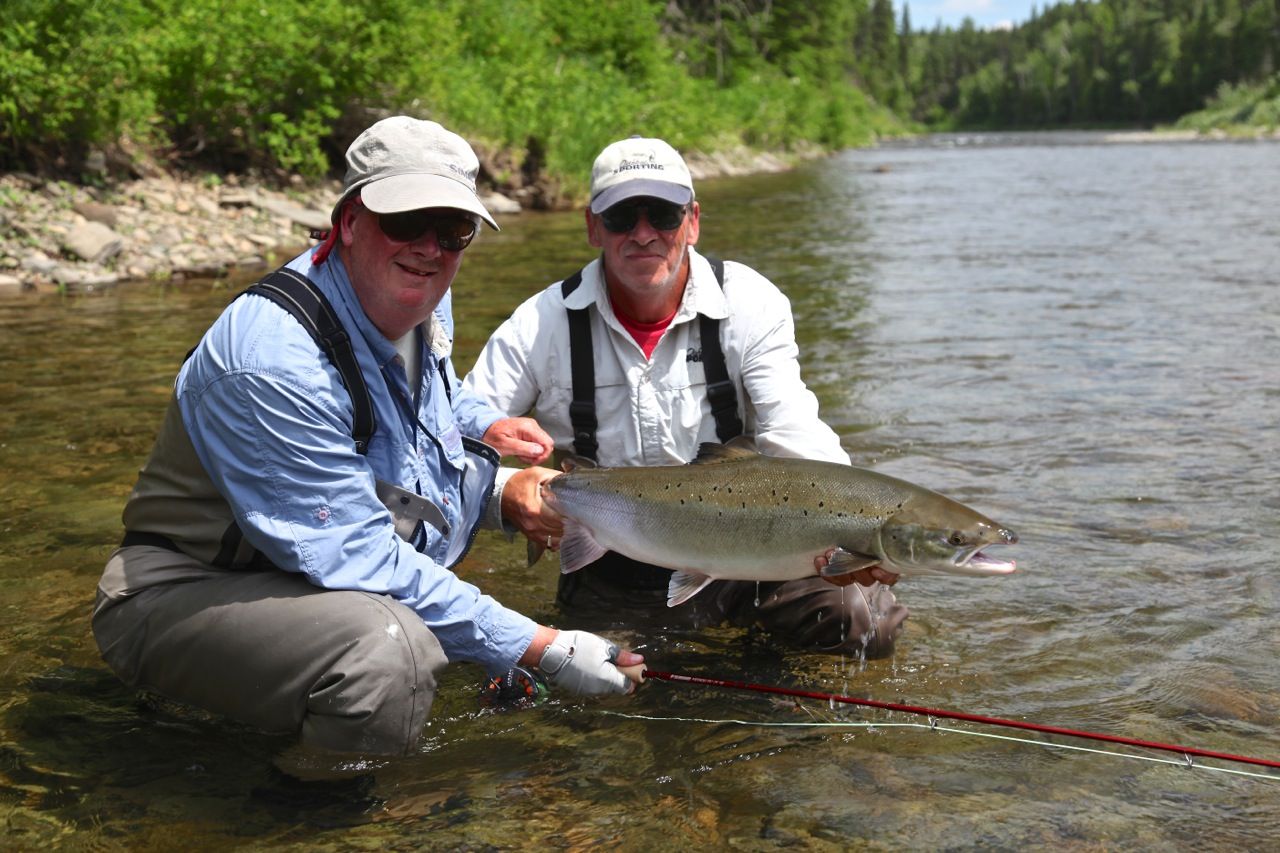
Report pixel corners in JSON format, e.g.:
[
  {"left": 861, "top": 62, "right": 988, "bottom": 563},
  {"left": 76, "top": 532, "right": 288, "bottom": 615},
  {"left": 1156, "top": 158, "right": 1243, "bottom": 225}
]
[
  {"left": 1, "top": 0, "right": 1275, "bottom": 186},
  {"left": 907, "top": 0, "right": 1279, "bottom": 127}
]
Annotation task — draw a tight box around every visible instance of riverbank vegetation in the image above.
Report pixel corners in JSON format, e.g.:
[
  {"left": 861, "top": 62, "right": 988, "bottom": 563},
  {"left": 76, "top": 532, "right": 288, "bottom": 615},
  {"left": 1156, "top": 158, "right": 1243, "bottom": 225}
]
[
  {"left": 0, "top": 0, "right": 907, "bottom": 193},
  {"left": 908, "top": 0, "right": 1279, "bottom": 129},
  {"left": 2, "top": 0, "right": 1277, "bottom": 194}
]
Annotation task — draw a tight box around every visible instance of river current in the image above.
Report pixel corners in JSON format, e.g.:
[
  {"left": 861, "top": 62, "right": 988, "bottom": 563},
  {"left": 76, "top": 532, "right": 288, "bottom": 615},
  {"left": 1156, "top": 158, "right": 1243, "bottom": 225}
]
[{"left": 1, "top": 132, "right": 1277, "bottom": 847}]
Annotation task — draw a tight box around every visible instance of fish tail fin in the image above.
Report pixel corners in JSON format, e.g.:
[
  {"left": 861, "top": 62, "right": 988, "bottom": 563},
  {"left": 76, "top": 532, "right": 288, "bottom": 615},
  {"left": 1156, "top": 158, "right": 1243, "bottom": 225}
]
[
  {"left": 666, "top": 571, "right": 716, "bottom": 607},
  {"left": 558, "top": 519, "right": 608, "bottom": 574}
]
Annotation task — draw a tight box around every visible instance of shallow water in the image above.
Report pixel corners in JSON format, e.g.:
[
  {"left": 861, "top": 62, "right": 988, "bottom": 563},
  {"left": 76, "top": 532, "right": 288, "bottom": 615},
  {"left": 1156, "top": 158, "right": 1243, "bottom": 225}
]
[{"left": 2, "top": 133, "right": 1278, "bottom": 848}]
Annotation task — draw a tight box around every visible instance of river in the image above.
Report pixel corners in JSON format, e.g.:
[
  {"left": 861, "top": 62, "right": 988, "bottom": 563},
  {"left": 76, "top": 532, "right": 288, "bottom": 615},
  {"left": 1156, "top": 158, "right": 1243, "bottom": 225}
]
[{"left": 1, "top": 132, "right": 1277, "bottom": 848}]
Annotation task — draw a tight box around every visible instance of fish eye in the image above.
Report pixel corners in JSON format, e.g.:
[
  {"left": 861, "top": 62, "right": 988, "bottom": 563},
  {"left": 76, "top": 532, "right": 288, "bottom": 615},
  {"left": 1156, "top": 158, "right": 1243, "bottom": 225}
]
[{"left": 947, "top": 532, "right": 966, "bottom": 547}]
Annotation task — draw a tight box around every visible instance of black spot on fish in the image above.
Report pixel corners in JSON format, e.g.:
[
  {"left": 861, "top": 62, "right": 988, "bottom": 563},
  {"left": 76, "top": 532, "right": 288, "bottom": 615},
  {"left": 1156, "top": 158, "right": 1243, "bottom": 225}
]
[{"left": 818, "top": 501, "right": 824, "bottom": 508}]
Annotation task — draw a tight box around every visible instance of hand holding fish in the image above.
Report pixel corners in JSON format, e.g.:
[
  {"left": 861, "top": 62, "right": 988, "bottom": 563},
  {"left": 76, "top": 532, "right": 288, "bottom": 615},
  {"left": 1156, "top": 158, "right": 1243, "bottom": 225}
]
[
  {"left": 482, "top": 416, "right": 555, "bottom": 465},
  {"left": 815, "top": 549, "right": 901, "bottom": 587},
  {"left": 501, "top": 466, "right": 564, "bottom": 547}
]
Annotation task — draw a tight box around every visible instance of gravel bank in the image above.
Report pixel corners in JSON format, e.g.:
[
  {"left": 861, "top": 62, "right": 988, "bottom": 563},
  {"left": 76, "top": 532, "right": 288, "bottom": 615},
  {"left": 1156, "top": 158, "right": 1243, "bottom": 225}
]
[{"left": 0, "top": 145, "right": 804, "bottom": 297}]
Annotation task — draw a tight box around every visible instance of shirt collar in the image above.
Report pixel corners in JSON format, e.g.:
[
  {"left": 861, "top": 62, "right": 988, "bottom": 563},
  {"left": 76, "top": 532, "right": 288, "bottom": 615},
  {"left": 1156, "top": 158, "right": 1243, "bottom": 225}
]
[{"left": 565, "top": 247, "right": 729, "bottom": 322}]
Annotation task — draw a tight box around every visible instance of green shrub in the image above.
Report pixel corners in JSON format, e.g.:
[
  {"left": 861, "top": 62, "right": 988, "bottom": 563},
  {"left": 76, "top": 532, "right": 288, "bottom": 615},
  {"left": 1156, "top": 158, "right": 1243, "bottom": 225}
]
[{"left": 1, "top": 0, "right": 907, "bottom": 184}]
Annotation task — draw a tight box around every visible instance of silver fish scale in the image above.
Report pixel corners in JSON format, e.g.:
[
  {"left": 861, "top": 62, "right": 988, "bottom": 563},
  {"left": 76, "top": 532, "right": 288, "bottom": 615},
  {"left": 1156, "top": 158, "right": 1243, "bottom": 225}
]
[{"left": 547, "top": 455, "right": 924, "bottom": 580}]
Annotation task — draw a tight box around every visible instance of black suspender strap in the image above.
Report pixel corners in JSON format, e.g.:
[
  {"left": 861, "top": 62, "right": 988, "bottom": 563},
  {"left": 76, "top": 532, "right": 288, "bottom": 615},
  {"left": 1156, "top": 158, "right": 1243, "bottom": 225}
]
[
  {"left": 562, "top": 258, "right": 742, "bottom": 461},
  {"left": 698, "top": 258, "right": 744, "bottom": 442},
  {"left": 562, "top": 269, "right": 599, "bottom": 461},
  {"left": 246, "top": 268, "right": 377, "bottom": 455}
]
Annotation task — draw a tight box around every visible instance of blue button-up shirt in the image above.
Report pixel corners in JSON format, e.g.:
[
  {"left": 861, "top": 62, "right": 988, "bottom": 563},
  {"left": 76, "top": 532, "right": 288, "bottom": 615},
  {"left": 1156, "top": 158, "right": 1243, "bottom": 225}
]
[{"left": 175, "top": 249, "right": 534, "bottom": 673}]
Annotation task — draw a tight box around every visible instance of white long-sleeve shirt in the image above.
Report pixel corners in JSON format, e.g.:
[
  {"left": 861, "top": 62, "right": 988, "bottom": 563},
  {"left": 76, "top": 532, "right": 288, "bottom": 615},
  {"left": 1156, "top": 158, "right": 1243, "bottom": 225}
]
[{"left": 462, "top": 248, "right": 848, "bottom": 468}]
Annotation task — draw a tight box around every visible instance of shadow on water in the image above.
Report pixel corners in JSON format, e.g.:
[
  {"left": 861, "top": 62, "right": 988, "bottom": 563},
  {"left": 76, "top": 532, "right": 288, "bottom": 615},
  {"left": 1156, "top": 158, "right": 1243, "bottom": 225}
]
[{"left": 3, "top": 132, "right": 1280, "bottom": 847}]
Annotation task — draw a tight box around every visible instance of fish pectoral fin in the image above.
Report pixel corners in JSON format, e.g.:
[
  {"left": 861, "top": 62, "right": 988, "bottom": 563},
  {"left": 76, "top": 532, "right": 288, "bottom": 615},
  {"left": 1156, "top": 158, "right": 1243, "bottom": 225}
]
[
  {"left": 558, "top": 520, "right": 608, "bottom": 574},
  {"left": 560, "top": 455, "right": 597, "bottom": 473},
  {"left": 527, "top": 539, "right": 545, "bottom": 567},
  {"left": 820, "top": 548, "right": 881, "bottom": 577},
  {"left": 690, "top": 438, "right": 759, "bottom": 465},
  {"left": 667, "top": 571, "right": 717, "bottom": 607}
]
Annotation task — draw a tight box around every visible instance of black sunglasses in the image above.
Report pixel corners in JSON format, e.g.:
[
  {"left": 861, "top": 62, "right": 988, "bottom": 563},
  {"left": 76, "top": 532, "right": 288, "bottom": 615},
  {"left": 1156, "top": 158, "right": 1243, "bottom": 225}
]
[
  {"left": 599, "top": 200, "right": 688, "bottom": 234},
  {"left": 375, "top": 209, "right": 478, "bottom": 251}
]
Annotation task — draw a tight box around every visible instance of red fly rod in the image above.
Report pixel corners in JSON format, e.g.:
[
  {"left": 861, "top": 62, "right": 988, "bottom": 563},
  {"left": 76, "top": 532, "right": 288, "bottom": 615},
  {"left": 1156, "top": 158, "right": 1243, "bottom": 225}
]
[{"left": 640, "top": 669, "right": 1280, "bottom": 771}]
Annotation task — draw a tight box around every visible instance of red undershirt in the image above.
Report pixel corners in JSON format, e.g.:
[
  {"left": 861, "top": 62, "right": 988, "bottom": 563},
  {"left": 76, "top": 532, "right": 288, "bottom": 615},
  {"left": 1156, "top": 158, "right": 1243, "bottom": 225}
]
[{"left": 612, "top": 300, "right": 677, "bottom": 360}]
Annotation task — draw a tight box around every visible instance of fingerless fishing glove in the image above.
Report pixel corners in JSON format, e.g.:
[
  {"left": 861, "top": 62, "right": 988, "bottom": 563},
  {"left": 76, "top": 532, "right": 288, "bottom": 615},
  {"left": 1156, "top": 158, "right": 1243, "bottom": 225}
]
[{"left": 537, "top": 630, "right": 631, "bottom": 695}]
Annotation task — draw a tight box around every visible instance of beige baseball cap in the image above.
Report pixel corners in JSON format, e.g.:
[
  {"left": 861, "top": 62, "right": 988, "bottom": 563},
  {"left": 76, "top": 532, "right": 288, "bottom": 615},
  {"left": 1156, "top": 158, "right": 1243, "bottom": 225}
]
[
  {"left": 333, "top": 116, "right": 498, "bottom": 229},
  {"left": 588, "top": 136, "right": 694, "bottom": 214}
]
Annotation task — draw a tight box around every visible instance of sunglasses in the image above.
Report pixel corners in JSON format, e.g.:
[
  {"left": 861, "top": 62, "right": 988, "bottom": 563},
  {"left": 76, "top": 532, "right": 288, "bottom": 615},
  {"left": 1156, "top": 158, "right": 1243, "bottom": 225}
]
[
  {"left": 358, "top": 200, "right": 478, "bottom": 251},
  {"left": 599, "top": 200, "right": 688, "bottom": 234}
]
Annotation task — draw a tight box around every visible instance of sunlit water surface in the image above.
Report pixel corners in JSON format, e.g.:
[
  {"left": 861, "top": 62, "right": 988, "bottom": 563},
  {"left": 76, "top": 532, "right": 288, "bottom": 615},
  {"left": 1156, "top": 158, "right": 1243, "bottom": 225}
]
[{"left": 2, "top": 133, "right": 1278, "bottom": 848}]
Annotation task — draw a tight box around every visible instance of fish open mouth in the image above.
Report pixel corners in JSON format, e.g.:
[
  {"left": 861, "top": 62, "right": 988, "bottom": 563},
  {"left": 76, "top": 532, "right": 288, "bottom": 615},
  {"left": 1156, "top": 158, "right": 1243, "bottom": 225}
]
[
  {"left": 954, "top": 526, "right": 1018, "bottom": 575},
  {"left": 960, "top": 550, "right": 1017, "bottom": 574}
]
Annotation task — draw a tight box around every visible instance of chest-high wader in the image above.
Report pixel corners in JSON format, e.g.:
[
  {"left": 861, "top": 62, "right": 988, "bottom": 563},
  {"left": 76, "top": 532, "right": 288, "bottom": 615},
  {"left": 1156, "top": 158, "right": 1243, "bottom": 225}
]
[
  {"left": 560, "top": 257, "right": 743, "bottom": 462},
  {"left": 123, "top": 266, "right": 494, "bottom": 568}
]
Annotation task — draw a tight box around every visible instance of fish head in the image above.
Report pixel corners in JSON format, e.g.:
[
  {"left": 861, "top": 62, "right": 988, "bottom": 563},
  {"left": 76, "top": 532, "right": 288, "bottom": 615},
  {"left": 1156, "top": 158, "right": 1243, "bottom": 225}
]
[{"left": 875, "top": 497, "right": 1017, "bottom": 577}]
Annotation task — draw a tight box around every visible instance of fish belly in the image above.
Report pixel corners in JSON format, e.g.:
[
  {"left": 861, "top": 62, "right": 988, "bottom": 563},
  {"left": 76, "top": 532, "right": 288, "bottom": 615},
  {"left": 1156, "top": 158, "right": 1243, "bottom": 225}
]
[{"left": 552, "top": 482, "right": 843, "bottom": 583}]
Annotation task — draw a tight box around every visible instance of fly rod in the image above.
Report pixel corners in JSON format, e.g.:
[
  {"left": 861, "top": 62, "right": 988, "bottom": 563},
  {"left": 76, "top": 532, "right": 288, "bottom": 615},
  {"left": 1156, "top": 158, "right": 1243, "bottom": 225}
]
[{"left": 639, "top": 669, "right": 1280, "bottom": 771}]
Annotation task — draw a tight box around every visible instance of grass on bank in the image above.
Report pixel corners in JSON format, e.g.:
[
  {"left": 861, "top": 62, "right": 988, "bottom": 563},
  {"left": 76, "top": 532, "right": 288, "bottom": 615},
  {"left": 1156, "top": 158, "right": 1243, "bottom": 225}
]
[
  {"left": 1173, "top": 74, "right": 1280, "bottom": 136},
  {"left": 1, "top": 0, "right": 908, "bottom": 194}
]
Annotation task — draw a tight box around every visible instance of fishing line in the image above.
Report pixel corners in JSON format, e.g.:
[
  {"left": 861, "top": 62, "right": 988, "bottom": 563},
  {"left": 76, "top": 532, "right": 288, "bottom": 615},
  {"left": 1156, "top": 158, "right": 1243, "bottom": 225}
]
[
  {"left": 596, "top": 711, "right": 1280, "bottom": 781},
  {"left": 640, "top": 669, "right": 1280, "bottom": 774}
]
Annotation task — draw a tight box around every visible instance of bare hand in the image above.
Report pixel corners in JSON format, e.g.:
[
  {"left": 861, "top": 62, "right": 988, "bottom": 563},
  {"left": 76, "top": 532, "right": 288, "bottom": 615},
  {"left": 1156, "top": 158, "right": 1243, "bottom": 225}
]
[
  {"left": 501, "top": 467, "right": 564, "bottom": 545},
  {"left": 483, "top": 417, "right": 554, "bottom": 465},
  {"left": 814, "top": 549, "right": 900, "bottom": 587}
]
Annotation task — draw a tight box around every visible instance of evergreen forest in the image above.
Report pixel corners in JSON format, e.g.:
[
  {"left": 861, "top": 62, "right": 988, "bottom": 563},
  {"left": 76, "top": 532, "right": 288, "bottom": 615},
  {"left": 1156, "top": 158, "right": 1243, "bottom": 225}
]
[{"left": 2, "top": 0, "right": 1277, "bottom": 189}]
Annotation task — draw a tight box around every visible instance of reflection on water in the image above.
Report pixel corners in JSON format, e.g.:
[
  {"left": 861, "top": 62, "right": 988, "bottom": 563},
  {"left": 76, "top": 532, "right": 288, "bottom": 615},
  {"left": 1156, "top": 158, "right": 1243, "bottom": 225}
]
[{"left": 2, "top": 133, "right": 1279, "bottom": 847}]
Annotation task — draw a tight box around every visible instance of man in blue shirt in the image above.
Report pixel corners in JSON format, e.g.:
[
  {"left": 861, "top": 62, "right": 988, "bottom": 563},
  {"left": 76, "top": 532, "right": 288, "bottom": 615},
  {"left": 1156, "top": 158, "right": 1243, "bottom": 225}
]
[{"left": 92, "top": 116, "right": 642, "bottom": 759}]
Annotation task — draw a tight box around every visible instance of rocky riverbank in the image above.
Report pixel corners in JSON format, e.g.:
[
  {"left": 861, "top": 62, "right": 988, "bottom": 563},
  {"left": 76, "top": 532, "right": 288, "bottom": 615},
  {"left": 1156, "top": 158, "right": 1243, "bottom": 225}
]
[{"left": 0, "top": 145, "right": 802, "bottom": 297}]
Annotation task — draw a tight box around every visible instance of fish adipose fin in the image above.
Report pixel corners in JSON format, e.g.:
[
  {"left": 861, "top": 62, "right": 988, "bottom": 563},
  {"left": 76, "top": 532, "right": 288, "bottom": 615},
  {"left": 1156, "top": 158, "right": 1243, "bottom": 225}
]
[
  {"left": 558, "top": 520, "right": 609, "bottom": 574},
  {"left": 691, "top": 436, "right": 758, "bottom": 465},
  {"left": 821, "top": 547, "right": 881, "bottom": 577},
  {"left": 667, "top": 571, "right": 717, "bottom": 607}
]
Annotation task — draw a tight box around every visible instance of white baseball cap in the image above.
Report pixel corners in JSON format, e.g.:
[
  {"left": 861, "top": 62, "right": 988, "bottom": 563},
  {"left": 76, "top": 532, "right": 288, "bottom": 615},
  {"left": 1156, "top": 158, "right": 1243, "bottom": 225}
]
[
  {"left": 333, "top": 116, "right": 498, "bottom": 229},
  {"left": 588, "top": 136, "right": 695, "bottom": 214}
]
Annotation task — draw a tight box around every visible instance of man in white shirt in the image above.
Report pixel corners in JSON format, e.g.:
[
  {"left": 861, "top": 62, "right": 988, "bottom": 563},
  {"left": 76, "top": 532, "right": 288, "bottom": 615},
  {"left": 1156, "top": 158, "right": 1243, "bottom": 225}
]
[{"left": 464, "top": 136, "right": 907, "bottom": 657}]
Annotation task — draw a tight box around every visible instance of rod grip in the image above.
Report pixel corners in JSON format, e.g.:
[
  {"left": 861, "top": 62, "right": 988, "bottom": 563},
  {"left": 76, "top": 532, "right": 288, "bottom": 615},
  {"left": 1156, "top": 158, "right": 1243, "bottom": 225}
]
[{"left": 618, "top": 663, "right": 646, "bottom": 684}]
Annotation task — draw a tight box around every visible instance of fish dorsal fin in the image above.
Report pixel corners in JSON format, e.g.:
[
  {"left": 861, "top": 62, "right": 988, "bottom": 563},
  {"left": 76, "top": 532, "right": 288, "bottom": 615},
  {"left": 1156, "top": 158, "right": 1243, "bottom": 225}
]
[
  {"left": 690, "top": 437, "right": 758, "bottom": 465},
  {"left": 667, "top": 570, "right": 717, "bottom": 607},
  {"left": 558, "top": 519, "right": 608, "bottom": 574}
]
